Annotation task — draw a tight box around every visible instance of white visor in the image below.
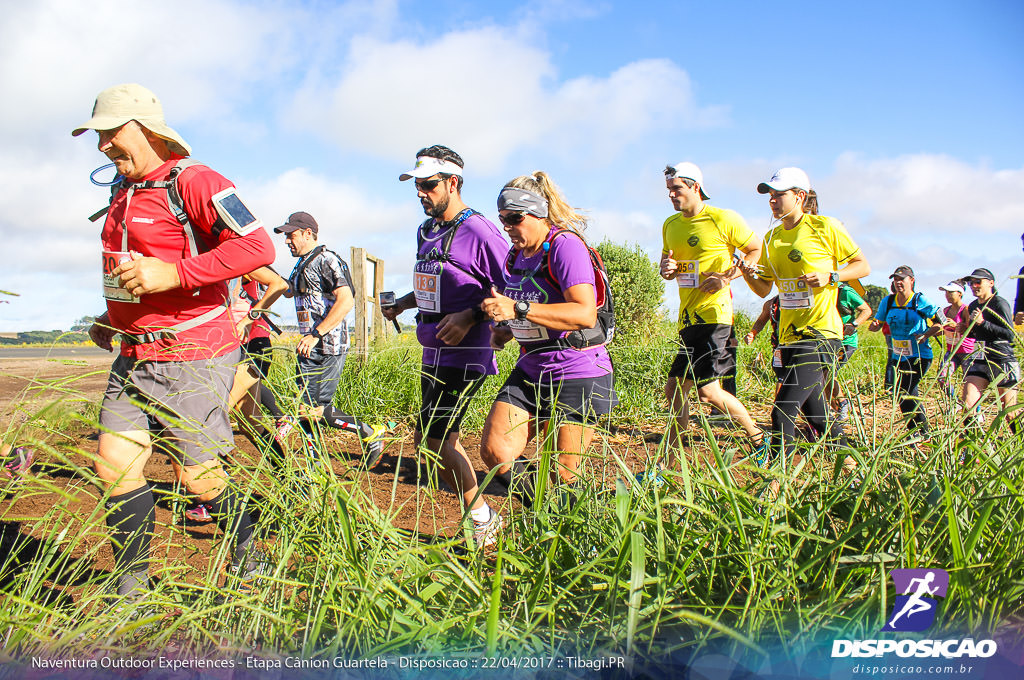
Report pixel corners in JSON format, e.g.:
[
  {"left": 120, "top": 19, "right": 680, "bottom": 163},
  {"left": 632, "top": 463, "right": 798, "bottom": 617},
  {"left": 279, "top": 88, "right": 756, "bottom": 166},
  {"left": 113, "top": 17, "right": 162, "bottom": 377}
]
[{"left": 399, "top": 156, "right": 464, "bottom": 181}]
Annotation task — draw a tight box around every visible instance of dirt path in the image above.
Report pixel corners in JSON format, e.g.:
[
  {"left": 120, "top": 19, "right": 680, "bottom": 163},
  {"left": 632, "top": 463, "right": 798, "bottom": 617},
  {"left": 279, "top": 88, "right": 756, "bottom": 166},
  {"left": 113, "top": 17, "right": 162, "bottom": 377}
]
[
  {"left": 0, "top": 351, "right": 941, "bottom": 597},
  {"left": 0, "top": 349, "right": 111, "bottom": 417}
]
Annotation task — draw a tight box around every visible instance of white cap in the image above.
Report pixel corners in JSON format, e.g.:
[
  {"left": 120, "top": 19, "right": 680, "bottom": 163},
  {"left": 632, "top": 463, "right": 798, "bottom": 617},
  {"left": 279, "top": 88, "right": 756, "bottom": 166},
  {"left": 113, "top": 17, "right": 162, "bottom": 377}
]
[
  {"left": 939, "top": 280, "right": 965, "bottom": 294},
  {"left": 399, "top": 156, "right": 464, "bottom": 181},
  {"left": 757, "top": 167, "right": 811, "bottom": 194},
  {"left": 664, "top": 162, "right": 709, "bottom": 200}
]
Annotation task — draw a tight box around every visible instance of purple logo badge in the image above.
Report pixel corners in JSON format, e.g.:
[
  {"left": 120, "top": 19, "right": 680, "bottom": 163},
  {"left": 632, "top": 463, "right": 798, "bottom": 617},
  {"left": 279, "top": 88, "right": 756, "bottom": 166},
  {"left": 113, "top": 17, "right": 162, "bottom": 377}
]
[{"left": 882, "top": 568, "right": 949, "bottom": 632}]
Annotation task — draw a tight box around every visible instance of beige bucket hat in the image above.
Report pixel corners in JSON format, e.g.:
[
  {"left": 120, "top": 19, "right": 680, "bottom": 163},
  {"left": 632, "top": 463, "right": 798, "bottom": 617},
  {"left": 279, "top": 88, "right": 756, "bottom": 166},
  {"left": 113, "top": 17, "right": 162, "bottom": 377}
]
[{"left": 71, "top": 83, "right": 191, "bottom": 157}]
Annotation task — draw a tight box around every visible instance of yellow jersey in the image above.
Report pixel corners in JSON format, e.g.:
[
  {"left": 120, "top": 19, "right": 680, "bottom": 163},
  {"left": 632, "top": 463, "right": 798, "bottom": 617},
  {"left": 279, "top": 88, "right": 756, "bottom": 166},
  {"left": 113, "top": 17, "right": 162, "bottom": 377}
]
[
  {"left": 757, "top": 214, "right": 860, "bottom": 345},
  {"left": 662, "top": 205, "right": 755, "bottom": 328}
]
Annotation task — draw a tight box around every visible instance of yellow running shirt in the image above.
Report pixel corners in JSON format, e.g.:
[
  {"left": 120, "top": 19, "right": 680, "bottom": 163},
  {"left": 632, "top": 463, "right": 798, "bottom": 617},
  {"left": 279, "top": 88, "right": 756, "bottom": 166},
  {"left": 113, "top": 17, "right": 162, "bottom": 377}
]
[
  {"left": 662, "top": 205, "right": 755, "bottom": 328},
  {"left": 757, "top": 214, "right": 860, "bottom": 345}
]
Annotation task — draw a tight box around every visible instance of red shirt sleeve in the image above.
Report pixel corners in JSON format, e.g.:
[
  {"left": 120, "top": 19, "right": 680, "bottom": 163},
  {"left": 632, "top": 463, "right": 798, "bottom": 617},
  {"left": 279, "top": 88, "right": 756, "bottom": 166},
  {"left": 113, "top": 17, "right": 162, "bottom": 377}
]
[{"left": 172, "top": 165, "right": 275, "bottom": 289}]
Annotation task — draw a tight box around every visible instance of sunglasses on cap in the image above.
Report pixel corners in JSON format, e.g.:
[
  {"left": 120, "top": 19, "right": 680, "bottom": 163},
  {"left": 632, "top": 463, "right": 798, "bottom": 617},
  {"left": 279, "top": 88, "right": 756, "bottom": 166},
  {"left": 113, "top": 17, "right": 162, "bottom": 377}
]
[
  {"left": 498, "top": 212, "right": 527, "bottom": 227},
  {"left": 415, "top": 177, "right": 444, "bottom": 192}
]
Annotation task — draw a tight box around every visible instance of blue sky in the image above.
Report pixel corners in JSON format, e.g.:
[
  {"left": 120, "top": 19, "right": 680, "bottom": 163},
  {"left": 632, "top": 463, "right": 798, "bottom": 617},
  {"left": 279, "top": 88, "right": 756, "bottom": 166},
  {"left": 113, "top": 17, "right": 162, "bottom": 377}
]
[{"left": 1, "top": 0, "right": 1022, "bottom": 332}]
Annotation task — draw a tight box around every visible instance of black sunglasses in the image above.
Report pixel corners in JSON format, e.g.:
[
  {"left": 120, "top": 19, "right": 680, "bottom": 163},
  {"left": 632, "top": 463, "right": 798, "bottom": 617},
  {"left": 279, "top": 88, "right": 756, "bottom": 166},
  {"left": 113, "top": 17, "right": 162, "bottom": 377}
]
[
  {"left": 498, "top": 212, "right": 527, "bottom": 226},
  {"left": 415, "top": 177, "right": 443, "bottom": 192}
]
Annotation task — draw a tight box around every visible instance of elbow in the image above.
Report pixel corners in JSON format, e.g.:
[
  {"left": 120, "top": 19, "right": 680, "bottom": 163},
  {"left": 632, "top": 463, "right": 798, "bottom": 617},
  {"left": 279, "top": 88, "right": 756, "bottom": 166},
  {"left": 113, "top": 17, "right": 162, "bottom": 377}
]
[
  {"left": 253, "top": 229, "right": 276, "bottom": 267},
  {"left": 573, "top": 307, "right": 598, "bottom": 330}
]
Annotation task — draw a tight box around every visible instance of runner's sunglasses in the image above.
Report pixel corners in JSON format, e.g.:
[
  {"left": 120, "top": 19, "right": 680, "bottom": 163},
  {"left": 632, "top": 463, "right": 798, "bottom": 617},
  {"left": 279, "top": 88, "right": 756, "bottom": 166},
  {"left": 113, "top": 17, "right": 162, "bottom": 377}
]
[
  {"left": 498, "top": 212, "right": 527, "bottom": 227},
  {"left": 415, "top": 177, "right": 444, "bottom": 192}
]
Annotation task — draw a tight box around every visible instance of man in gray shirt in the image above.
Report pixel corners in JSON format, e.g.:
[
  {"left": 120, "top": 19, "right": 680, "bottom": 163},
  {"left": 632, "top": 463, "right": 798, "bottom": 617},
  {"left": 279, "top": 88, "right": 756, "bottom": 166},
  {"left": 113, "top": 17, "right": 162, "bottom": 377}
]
[{"left": 276, "top": 212, "right": 384, "bottom": 467}]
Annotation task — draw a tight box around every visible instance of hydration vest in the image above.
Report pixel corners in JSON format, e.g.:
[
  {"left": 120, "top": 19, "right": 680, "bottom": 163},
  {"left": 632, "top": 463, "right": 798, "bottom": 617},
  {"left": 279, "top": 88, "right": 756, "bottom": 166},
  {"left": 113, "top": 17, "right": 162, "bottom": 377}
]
[
  {"left": 95, "top": 159, "right": 231, "bottom": 345},
  {"left": 415, "top": 208, "right": 491, "bottom": 289},
  {"left": 504, "top": 228, "right": 616, "bottom": 350}
]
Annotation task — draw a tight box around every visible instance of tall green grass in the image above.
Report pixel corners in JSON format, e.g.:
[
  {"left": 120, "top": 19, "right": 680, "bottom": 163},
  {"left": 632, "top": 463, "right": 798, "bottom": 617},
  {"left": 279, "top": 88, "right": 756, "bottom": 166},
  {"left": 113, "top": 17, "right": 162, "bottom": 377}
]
[{"left": 1, "top": 326, "right": 1021, "bottom": 663}]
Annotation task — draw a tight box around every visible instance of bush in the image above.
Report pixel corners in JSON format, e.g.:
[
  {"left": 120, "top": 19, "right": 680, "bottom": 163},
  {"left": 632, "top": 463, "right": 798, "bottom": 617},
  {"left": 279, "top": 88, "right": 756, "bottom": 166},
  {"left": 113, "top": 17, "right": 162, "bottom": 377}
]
[{"left": 594, "top": 240, "right": 665, "bottom": 342}]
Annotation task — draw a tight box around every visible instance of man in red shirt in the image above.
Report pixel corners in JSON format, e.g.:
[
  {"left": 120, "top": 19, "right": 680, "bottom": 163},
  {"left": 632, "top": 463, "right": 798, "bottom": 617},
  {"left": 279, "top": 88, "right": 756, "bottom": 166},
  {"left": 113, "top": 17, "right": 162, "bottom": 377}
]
[{"left": 73, "top": 84, "right": 275, "bottom": 599}]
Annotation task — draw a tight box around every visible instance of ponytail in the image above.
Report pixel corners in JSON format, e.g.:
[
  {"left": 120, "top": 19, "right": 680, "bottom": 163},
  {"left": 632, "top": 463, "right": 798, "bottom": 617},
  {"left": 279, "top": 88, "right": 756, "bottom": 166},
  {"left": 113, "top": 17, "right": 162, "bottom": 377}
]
[{"left": 503, "top": 171, "right": 587, "bottom": 235}]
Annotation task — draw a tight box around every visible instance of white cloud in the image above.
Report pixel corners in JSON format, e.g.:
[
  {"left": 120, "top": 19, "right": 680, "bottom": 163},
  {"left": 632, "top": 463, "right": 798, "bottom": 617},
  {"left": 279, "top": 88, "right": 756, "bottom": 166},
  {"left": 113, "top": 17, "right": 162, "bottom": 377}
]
[
  {"left": 821, "top": 152, "right": 1024, "bottom": 236},
  {"left": 244, "top": 167, "right": 414, "bottom": 276},
  {"left": 0, "top": 0, "right": 303, "bottom": 152},
  {"left": 289, "top": 28, "right": 728, "bottom": 172}
]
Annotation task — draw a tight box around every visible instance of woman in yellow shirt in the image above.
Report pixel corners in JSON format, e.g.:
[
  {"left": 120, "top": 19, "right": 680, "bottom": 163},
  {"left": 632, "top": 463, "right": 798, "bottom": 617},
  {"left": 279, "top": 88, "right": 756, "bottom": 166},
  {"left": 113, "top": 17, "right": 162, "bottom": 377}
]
[{"left": 739, "top": 168, "right": 871, "bottom": 461}]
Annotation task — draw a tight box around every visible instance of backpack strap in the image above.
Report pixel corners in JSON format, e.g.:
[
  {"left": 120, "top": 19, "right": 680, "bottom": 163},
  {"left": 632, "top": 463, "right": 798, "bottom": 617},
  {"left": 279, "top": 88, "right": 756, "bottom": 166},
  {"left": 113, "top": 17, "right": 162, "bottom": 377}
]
[
  {"left": 416, "top": 209, "right": 479, "bottom": 262},
  {"left": 118, "top": 304, "right": 228, "bottom": 345},
  {"left": 417, "top": 209, "right": 490, "bottom": 289},
  {"left": 880, "top": 295, "right": 892, "bottom": 320},
  {"left": 290, "top": 245, "right": 326, "bottom": 296},
  {"left": 504, "top": 228, "right": 573, "bottom": 288},
  {"left": 113, "top": 160, "right": 234, "bottom": 345},
  {"left": 909, "top": 292, "right": 930, "bottom": 320},
  {"left": 507, "top": 228, "right": 615, "bottom": 351}
]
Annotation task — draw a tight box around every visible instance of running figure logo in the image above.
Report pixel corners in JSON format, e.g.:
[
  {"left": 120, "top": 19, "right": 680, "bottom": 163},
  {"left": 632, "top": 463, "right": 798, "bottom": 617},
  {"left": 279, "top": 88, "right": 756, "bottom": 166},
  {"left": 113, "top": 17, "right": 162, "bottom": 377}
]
[{"left": 882, "top": 568, "right": 949, "bottom": 632}]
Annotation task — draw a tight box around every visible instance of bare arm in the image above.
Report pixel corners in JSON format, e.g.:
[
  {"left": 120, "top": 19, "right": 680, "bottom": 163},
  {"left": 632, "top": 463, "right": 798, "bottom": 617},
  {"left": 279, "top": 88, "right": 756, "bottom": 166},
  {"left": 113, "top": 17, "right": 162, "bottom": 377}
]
[
  {"left": 853, "top": 301, "right": 873, "bottom": 326},
  {"left": 745, "top": 298, "right": 773, "bottom": 343},
  {"left": 481, "top": 284, "right": 597, "bottom": 331}
]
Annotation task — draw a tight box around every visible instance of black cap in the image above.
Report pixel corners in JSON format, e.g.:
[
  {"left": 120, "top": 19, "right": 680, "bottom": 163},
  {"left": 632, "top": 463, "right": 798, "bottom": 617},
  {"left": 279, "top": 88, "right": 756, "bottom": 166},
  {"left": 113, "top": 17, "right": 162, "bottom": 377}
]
[
  {"left": 963, "top": 267, "right": 995, "bottom": 281},
  {"left": 274, "top": 211, "right": 318, "bottom": 234},
  {"left": 888, "top": 265, "right": 914, "bottom": 279}
]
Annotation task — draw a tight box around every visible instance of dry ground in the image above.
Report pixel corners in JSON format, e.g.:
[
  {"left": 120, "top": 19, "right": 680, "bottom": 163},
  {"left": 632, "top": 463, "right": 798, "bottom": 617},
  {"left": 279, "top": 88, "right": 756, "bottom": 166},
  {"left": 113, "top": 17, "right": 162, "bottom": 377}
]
[{"left": 0, "top": 349, "right": 958, "bottom": 593}]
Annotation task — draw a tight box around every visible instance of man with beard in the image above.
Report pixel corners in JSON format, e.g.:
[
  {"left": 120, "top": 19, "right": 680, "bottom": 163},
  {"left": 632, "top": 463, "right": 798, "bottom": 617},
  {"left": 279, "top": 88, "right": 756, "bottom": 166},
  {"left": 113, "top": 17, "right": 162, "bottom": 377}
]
[
  {"left": 381, "top": 146, "right": 508, "bottom": 545},
  {"left": 276, "top": 211, "right": 385, "bottom": 467}
]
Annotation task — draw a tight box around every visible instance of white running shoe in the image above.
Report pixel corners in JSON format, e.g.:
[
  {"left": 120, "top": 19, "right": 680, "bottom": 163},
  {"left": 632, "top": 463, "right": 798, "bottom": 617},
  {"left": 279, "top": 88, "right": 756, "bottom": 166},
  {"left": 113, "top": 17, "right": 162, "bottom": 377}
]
[{"left": 472, "top": 513, "right": 504, "bottom": 548}]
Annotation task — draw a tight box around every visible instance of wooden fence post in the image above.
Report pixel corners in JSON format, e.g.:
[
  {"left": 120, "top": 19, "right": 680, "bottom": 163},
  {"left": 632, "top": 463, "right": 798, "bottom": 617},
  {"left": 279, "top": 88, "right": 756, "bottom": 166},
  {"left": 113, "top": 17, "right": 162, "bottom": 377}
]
[
  {"left": 350, "top": 248, "right": 388, "bottom": 356},
  {"left": 351, "top": 247, "right": 368, "bottom": 355}
]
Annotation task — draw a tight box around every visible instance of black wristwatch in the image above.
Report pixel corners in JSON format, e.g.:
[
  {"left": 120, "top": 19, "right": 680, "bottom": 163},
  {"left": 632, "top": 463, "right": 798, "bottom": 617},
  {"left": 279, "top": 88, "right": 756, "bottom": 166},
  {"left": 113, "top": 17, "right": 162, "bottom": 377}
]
[
  {"left": 247, "top": 309, "right": 262, "bottom": 321},
  {"left": 514, "top": 300, "right": 531, "bottom": 320},
  {"left": 309, "top": 327, "right": 323, "bottom": 339},
  {"left": 471, "top": 306, "right": 487, "bottom": 324}
]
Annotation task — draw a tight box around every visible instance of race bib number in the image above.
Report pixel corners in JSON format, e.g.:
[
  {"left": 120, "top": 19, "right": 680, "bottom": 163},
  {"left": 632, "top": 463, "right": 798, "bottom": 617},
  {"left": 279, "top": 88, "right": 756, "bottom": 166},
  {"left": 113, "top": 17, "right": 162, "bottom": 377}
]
[
  {"left": 296, "top": 301, "right": 313, "bottom": 334},
  {"left": 892, "top": 339, "right": 912, "bottom": 357},
  {"left": 414, "top": 272, "right": 441, "bottom": 313},
  {"left": 779, "top": 279, "right": 813, "bottom": 309},
  {"left": 509, "top": 318, "right": 545, "bottom": 342},
  {"left": 102, "top": 251, "right": 139, "bottom": 303},
  {"left": 773, "top": 348, "right": 783, "bottom": 368},
  {"left": 675, "top": 260, "right": 700, "bottom": 289}
]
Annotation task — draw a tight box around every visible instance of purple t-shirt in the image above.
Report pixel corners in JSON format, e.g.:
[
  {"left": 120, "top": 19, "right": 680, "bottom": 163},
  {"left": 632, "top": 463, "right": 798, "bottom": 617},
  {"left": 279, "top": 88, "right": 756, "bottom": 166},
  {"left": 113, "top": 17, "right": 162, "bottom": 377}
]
[
  {"left": 504, "top": 227, "right": 613, "bottom": 381},
  {"left": 414, "top": 211, "right": 508, "bottom": 374}
]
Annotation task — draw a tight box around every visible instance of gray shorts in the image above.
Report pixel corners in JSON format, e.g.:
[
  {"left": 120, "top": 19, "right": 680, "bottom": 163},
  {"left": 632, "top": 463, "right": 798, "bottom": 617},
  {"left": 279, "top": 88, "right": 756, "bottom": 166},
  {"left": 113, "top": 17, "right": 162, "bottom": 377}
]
[
  {"left": 99, "top": 350, "right": 239, "bottom": 466},
  {"left": 296, "top": 349, "right": 346, "bottom": 407}
]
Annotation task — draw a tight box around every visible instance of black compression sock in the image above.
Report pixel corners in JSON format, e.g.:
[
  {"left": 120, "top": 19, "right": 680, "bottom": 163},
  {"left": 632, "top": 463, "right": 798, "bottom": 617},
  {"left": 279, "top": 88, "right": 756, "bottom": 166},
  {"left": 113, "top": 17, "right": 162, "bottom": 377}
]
[
  {"left": 206, "top": 486, "right": 255, "bottom": 565},
  {"left": 321, "top": 405, "right": 363, "bottom": 435},
  {"left": 257, "top": 384, "right": 285, "bottom": 420},
  {"left": 558, "top": 480, "right": 582, "bottom": 511},
  {"left": 266, "top": 436, "right": 286, "bottom": 467},
  {"left": 509, "top": 459, "right": 536, "bottom": 507},
  {"left": 105, "top": 484, "right": 155, "bottom": 578}
]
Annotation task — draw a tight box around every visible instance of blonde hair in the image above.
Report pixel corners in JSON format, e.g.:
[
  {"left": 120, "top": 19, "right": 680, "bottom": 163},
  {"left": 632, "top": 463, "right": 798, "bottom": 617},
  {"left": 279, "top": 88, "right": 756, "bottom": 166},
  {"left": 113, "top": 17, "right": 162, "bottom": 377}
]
[{"left": 503, "top": 171, "right": 587, "bottom": 234}]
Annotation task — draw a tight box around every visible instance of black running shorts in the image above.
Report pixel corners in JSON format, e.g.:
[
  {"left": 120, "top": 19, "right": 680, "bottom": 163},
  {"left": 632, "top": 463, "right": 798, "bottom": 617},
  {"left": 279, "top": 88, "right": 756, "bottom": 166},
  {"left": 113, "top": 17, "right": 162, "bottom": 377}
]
[
  {"left": 495, "top": 366, "right": 617, "bottom": 425},
  {"left": 667, "top": 323, "right": 735, "bottom": 385},
  {"left": 419, "top": 365, "right": 486, "bottom": 440}
]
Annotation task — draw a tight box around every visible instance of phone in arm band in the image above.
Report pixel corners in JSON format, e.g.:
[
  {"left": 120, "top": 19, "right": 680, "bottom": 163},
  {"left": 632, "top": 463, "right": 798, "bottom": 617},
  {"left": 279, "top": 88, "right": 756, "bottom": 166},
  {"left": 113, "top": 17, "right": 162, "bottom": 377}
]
[{"left": 211, "top": 188, "right": 263, "bottom": 235}]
